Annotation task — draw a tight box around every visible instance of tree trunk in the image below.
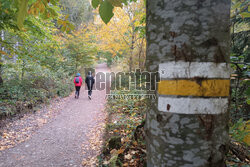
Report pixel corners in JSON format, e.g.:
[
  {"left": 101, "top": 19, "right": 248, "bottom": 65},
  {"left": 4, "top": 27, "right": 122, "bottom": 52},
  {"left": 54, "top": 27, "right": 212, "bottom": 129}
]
[
  {"left": 21, "top": 59, "right": 25, "bottom": 81},
  {"left": 0, "top": 30, "right": 4, "bottom": 85},
  {"left": 75, "top": 54, "right": 78, "bottom": 73},
  {"left": 146, "top": 0, "right": 231, "bottom": 166},
  {"left": 129, "top": 24, "right": 135, "bottom": 72},
  {"left": 138, "top": 38, "right": 145, "bottom": 70},
  {"left": 0, "top": 59, "right": 3, "bottom": 85}
]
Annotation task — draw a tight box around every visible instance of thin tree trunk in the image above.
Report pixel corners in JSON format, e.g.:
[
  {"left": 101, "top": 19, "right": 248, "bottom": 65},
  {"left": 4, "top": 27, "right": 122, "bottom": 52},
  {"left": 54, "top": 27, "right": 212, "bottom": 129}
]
[
  {"left": 21, "top": 59, "right": 25, "bottom": 81},
  {"left": 138, "top": 48, "right": 141, "bottom": 69},
  {"left": 138, "top": 38, "right": 144, "bottom": 70},
  {"left": 0, "top": 58, "right": 3, "bottom": 85},
  {"left": 0, "top": 30, "right": 4, "bottom": 85},
  {"left": 146, "top": 0, "right": 231, "bottom": 166},
  {"left": 13, "top": 42, "right": 19, "bottom": 63},
  {"left": 129, "top": 24, "right": 135, "bottom": 72},
  {"left": 75, "top": 54, "right": 78, "bottom": 73}
]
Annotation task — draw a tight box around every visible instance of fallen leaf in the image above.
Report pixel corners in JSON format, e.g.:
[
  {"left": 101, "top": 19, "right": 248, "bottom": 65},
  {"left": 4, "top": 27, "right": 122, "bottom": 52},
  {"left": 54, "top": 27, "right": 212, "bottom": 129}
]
[{"left": 125, "top": 153, "right": 132, "bottom": 160}]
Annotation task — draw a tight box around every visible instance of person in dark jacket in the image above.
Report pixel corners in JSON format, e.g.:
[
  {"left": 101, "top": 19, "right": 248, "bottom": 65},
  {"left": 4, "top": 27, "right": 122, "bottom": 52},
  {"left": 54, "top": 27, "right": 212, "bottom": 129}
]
[{"left": 85, "top": 71, "right": 95, "bottom": 99}]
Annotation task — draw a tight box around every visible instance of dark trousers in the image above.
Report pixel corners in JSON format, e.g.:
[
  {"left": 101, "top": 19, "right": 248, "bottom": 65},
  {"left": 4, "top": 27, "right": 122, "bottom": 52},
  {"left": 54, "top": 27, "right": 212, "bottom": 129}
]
[
  {"left": 87, "top": 85, "right": 93, "bottom": 96},
  {"left": 88, "top": 90, "right": 92, "bottom": 96},
  {"left": 75, "top": 86, "right": 81, "bottom": 97}
]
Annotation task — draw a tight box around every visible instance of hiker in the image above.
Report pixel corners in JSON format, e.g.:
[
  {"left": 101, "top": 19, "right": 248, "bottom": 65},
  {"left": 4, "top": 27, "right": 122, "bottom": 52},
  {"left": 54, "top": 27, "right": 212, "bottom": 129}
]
[
  {"left": 74, "top": 73, "right": 83, "bottom": 99},
  {"left": 85, "top": 71, "right": 95, "bottom": 100}
]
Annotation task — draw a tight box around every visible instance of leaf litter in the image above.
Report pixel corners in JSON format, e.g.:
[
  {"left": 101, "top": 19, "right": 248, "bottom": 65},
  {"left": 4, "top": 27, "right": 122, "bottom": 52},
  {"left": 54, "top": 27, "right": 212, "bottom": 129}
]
[{"left": 0, "top": 95, "right": 71, "bottom": 151}]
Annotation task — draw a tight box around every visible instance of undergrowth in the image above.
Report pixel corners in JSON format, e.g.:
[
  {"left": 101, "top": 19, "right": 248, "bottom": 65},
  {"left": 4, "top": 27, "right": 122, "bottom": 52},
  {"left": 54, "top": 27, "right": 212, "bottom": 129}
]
[
  {"left": 98, "top": 89, "right": 148, "bottom": 167},
  {"left": 0, "top": 67, "right": 74, "bottom": 118}
]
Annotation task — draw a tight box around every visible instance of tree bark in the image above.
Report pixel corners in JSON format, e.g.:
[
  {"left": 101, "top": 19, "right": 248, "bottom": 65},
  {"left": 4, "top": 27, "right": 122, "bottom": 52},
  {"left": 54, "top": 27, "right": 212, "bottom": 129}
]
[
  {"left": 0, "top": 60, "right": 3, "bottom": 85},
  {"left": 129, "top": 23, "right": 135, "bottom": 72},
  {"left": 138, "top": 37, "right": 145, "bottom": 70},
  {"left": 21, "top": 59, "right": 25, "bottom": 81},
  {"left": 0, "top": 30, "right": 4, "bottom": 85},
  {"left": 146, "top": 0, "right": 231, "bottom": 166}
]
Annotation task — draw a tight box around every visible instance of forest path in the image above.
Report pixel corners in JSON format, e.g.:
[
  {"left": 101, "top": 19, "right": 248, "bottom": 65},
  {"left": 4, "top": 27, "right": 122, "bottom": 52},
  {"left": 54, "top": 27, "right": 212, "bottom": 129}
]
[{"left": 0, "top": 64, "right": 109, "bottom": 167}]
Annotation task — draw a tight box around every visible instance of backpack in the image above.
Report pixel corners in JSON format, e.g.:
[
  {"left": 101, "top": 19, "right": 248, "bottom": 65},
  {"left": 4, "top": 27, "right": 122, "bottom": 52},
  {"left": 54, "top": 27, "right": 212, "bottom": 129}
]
[{"left": 75, "top": 77, "right": 80, "bottom": 83}]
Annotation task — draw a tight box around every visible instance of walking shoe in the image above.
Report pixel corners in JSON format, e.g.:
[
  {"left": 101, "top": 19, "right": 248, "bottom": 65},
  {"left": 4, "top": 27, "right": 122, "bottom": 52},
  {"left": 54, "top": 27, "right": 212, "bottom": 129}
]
[{"left": 88, "top": 95, "right": 91, "bottom": 100}]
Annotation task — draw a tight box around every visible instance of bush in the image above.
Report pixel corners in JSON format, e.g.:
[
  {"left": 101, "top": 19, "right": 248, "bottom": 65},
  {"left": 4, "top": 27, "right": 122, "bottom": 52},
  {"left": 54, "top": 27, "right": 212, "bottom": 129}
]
[{"left": 0, "top": 64, "right": 74, "bottom": 118}]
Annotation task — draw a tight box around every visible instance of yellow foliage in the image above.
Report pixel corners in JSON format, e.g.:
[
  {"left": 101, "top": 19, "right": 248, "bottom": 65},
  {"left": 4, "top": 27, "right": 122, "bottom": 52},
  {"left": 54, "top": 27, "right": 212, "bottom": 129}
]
[{"left": 91, "top": 0, "right": 146, "bottom": 70}]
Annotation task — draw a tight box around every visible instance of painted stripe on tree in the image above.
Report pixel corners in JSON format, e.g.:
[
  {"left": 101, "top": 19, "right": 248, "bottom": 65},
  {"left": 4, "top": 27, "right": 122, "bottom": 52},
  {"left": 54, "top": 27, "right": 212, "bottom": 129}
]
[
  {"left": 158, "top": 79, "right": 230, "bottom": 97},
  {"left": 159, "top": 62, "right": 231, "bottom": 79},
  {"left": 157, "top": 61, "right": 231, "bottom": 113},
  {"left": 158, "top": 96, "right": 228, "bottom": 114}
]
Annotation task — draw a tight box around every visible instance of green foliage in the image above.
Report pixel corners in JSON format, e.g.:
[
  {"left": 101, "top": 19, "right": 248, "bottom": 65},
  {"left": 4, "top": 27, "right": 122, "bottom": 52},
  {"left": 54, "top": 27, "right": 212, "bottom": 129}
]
[
  {"left": 134, "top": 13, "right": 145, "bottom": 38},
  {"left": 0, "top": 0, "right": 62, "bottom": 31},
  {"left": 229, "top": 118, "right": 249, "bottom": 145},
  {"left": 245, "top": 86, "right": 250, "bottom": 104},
  {"left": 99, "top": 0, "right": 114, "bottom": 24},
  {"left": 0, "top": 0, "right": 18, "bottom": 30},
  {"left": 0, "top": 61, "right": 74, "bottom": 117},
  {"left": 231, "top": 0, "right": 250, "bottom": 19},
  {"left": 91, "top": 0, "right": 137, "bottom": 24},
  {"left": 0, "top": 0, "right": 96, "bottom": 117},
  {"left": 57, "top": 17, "right": 75, "bottom": 33},
  {"left": 230, "top": 0, "right": 250, "bottom": 122},
  {"left": 240, "top": 12, "right": 250, "bottom": 18},
  {"left": 92, "top": 0, "right": 100, "bottom": 9},
  {"left": 59, "top": 0, "right": 93, "bottom": 29}
]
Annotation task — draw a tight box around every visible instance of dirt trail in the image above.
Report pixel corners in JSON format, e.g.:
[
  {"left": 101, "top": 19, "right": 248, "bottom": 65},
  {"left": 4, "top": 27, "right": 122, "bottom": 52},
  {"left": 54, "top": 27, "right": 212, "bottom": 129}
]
[{"left": 0, "top": 64, "right": 109, "bottom": 167}]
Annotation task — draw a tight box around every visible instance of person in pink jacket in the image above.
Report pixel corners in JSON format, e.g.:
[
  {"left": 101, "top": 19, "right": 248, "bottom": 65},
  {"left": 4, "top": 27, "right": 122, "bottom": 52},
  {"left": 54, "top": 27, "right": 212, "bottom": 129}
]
[{"left": 74, "top": 73, "right": 83, "bottom": 99}]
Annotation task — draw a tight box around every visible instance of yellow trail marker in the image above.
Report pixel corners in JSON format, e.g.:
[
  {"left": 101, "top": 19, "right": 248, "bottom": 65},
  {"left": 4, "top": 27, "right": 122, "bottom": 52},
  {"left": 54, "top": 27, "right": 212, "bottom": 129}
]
[{"left": 158, "top": 79, "right": 230, "bottom": 97}]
